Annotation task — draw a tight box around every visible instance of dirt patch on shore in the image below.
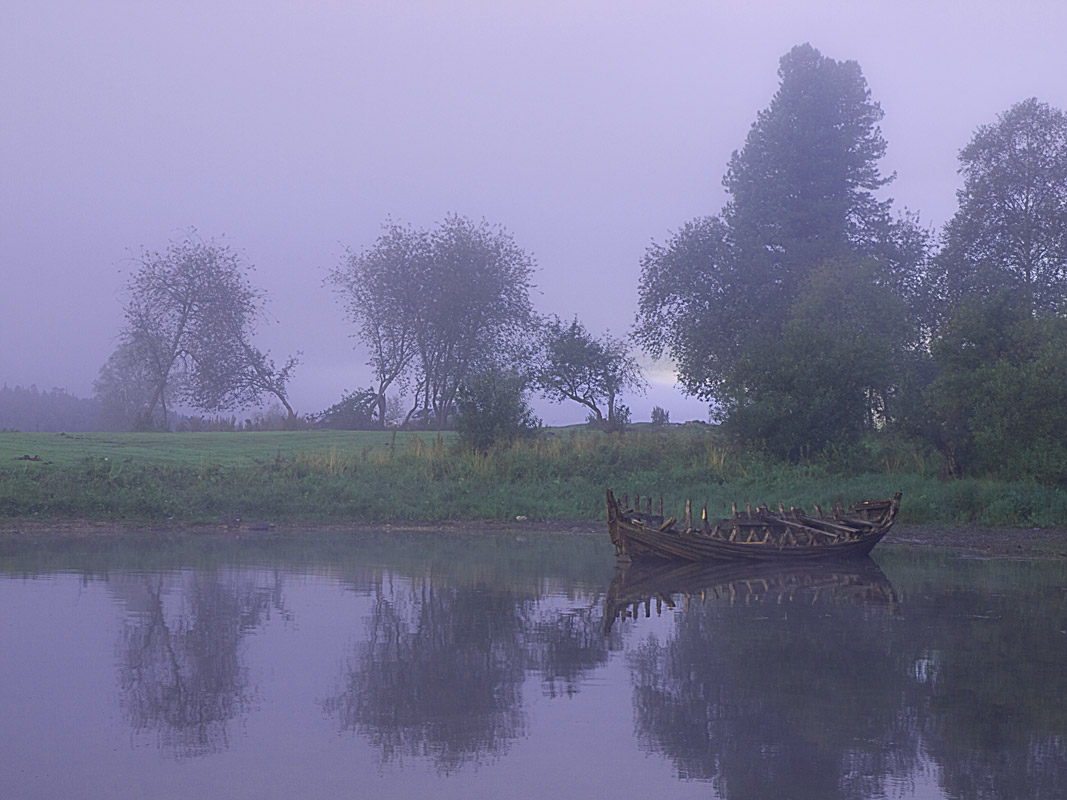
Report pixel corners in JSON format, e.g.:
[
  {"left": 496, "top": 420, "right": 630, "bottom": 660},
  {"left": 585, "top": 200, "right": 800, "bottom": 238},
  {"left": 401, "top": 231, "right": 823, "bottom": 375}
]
[
  {"left": 3, "top": 518, "right": 1067, "bottom": 559},
  {"left": 885, "top": 524, "right": 1067, "bottom": 559}
]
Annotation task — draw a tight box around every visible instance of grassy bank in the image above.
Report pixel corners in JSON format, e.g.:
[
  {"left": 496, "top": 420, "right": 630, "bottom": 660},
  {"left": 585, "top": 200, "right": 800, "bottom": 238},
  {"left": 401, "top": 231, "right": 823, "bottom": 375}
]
[{"left": 2, "top": 428, "right": 1066, "bottom": 526}]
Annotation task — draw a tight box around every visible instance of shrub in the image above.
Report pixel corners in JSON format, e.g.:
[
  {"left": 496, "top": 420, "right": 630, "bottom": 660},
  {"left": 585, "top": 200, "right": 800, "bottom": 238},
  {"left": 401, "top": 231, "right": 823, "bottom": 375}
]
[
  {"left": 315, "top": 388, "right": 378, "bottom": 430},
  {"left": 455, "top": 369, "right": 540, "bottom": 451}
]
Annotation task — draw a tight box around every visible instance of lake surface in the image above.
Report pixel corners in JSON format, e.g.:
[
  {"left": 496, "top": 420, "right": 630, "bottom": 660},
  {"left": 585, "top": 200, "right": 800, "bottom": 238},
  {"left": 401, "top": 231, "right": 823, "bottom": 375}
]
[{"left": 1, "top": 530, "right": 1065, "bottom": 800}]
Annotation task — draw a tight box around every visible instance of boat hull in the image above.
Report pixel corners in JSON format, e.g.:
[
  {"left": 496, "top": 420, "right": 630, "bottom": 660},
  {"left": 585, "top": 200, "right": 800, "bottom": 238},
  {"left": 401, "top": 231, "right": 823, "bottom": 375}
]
[{"left": 607, "top": 489, "right": 900, "bottom": 563}]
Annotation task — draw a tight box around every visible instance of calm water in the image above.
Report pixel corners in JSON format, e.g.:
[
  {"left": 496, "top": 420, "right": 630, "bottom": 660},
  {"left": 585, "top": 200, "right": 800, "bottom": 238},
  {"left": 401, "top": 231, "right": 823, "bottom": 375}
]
[{"left": 1, "top": 531, "right": 1065, "bottom": 800}]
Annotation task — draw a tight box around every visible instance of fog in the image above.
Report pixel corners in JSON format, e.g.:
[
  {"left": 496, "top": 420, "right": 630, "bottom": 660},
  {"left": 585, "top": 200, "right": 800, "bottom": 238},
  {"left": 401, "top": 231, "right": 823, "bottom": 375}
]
[{"left": 3, "top": 1, "right": 1065, "bottom": 424}]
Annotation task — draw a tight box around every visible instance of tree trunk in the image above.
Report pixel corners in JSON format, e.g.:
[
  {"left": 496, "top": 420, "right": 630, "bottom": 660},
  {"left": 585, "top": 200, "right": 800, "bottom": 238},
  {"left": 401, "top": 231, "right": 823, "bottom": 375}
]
[{"left": 376, "top": 392, "right": 387, "bottom": 428}]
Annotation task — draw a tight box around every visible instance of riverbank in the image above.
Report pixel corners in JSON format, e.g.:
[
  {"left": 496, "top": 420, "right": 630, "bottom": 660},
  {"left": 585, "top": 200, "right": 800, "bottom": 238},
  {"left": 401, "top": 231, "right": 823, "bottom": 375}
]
[
  {"left": 3, "top": 518, "right": 1066, "bottom": 560},
  {"left": 5, "top": 429, "right": 1067, "bottom": 528}
]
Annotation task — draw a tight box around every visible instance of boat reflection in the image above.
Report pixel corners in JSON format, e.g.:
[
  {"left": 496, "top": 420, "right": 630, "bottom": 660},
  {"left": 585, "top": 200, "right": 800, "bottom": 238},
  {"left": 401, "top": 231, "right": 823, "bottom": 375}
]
[{"left": 604, "top": 557, "right": 896, "bottom": 633}]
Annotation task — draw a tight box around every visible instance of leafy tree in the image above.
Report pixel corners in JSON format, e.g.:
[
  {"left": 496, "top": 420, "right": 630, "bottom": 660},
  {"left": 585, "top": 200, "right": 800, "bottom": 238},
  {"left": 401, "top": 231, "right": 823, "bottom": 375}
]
[
  {"left": 724, "top": 44, "right": 894, "bottom": 287},
  {"left": 635, "top": 216, "right": 738, "bottom": 400},
  {"left": 534, "top": 316, "right": 644, "bottom": 432},
  {"left": 934, "top": 98, "right": 1067, "bottom": 315},
  {"left": 724, "top": 258, "right": 912, "bottom": 457},
  {"left": 191, "top": 332, "right": 300, "bottom": 424},
  {"left": 411, "top": 216, "right": 537, "bottom": 428},
  {"left": 454, "top": 368, "right": 540, "bottom": 451},
  {"left": 923, "top": 290, "right": 1067, "bottom": 479},
  {"left": 116, "top": 231, "right": 298, "bottom": 429},
  {"left": 328, "top": 221, "right": 423, "bottom": 427},
  {"left": 331, "top": 215, "right": 537, "bottom": 429},
  {"left": 93, "top": 340, "right": 167, "bottom": 430},
  {"left": 636, "top": 44, "right": 927, "bottom": 456},
  {"left": 912, "top": 99, "right": 1067, "bottom": 477},
  {"left": 650, "top": 406, "right": 670, "bottom": 427}
]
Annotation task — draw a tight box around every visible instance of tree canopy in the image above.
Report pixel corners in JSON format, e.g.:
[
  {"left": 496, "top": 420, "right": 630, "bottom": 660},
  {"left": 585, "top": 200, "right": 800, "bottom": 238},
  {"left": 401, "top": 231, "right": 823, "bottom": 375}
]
[
  {"left": 63, "top": 48, "right": 1067, "bottom": 484},
  {"left": 923, "top": 289, "right": 1067, "bottom": 479},
  {"left": 0, "top": 384, "right": 99, "bottom": 433},
  {"left": 723, "top": 43, "right": 893, "bottom": 283},
  {"left": 330, "top": 215, "right": 537, "bottom": 429},
  {"left": 725, "top": 258, "right": 912, "bottom": 458},
  {"left": 907, "top": 98, "right": 1067, "bottom": 478},
  {"left": 328, "top": 221, "right": 424, "bottom": 426},
  {"left": 534, "top": 316, "right": 644, "bottom": 431},
  {"left": 93, "top": 340, "right": 165, "bottom": 431},
  {"left": 935, "top": 97, "right": 1067, "bottom": 315},
  {"left": 111, "top": 232, "right": 298, "bottom": 429},
  {"left": 637, "top": 43, "right": 926, "bottom": 456},
  {"left": 635, "top": 216, "right": 736, "bottom": 400}
]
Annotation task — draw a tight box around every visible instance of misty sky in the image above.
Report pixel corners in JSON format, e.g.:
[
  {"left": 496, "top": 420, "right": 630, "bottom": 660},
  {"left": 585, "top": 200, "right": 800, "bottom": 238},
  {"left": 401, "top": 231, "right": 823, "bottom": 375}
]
[{"left": 3, "top": 1, "right": 1066, "bottom": 424}]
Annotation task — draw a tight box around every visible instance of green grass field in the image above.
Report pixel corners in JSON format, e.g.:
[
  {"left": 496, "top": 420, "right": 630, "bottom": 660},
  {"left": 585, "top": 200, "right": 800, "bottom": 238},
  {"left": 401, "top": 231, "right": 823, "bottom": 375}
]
[
  {"left": 2, "top": 428, "right": 1066, "bottom": 527},
  {"left": 0, "top": 430, "right": 446, "bottom": 468}
]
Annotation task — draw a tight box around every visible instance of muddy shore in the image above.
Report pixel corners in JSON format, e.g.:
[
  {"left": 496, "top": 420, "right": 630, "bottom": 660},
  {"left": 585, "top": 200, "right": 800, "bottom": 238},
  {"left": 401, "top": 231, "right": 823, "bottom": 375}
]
[
  {"left": 883, "top": 524, "right": 1067, "bottom": 559},
  {"left": 3, "top": 518, "right": 1067, "bottom": 560}
]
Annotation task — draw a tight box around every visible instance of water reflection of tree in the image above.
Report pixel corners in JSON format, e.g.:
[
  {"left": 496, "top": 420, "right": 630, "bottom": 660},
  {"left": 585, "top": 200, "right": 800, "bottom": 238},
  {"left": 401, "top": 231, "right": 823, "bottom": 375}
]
[
  {"left": 530, "top": 603, "right": 614, "bottom": 699},
  {"left": 324, "top": 580, "right": 529, "bottom": 772},
  {"left": 114, "top": 569, "right": 285, "bottom": 758},
  {"left": 623, "top": 559, "right": 1067, "bottom": 800},
  {"left": 324, "top": 577, "right": 611, "bottom": 771},
  {"left": 628, "top": 598, "right": 922, "bottom": 800},
  {"left": 913, "top": 586, "right": 1067, "bottom": 800}
]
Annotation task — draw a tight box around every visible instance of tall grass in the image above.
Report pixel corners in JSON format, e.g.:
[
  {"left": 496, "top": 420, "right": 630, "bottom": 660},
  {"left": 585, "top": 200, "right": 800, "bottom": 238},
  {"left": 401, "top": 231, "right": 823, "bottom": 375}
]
[{"left": 2, "top": 428, "right": 1066, "bottom": 526}]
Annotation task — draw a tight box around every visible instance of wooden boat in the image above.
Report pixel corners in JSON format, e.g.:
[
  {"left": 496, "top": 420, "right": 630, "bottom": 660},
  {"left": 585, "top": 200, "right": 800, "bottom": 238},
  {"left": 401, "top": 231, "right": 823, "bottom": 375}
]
[
  {"left": 606, "top": 489, "right": 901, "bottom": 563},
  {"left": 603, "top": 557, "right": 896, "bottom": 633}
]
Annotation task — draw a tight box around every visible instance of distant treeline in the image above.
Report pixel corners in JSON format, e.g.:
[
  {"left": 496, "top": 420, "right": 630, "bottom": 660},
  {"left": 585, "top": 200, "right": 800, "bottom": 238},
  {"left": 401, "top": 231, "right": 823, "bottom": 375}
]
[
  {"left": 0, "top": 384, "right": 457, "bottom": 434},
  {"left": 0, "top": 385, "right": 308, "bottom": 433},
  {"left": 0, "top": 385, "right": 100, "bottom": 433}
]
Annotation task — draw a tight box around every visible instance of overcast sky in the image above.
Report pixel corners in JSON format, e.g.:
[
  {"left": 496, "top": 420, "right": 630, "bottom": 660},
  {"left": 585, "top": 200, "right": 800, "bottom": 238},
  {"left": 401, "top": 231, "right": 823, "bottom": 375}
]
[{"left": 3, "top": 0, "right": 1066, "bottom": 424}]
